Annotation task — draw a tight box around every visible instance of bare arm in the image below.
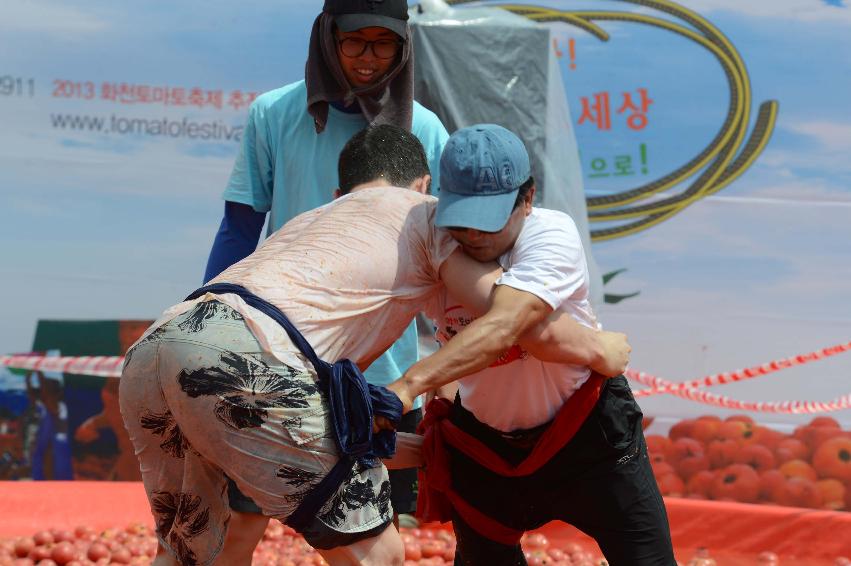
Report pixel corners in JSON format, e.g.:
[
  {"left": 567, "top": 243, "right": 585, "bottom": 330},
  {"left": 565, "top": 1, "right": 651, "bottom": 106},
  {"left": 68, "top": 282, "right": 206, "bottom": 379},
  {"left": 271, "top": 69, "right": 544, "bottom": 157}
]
[
  {"left": 435, "top": 248, "right": 501, "bottom": 316},
  {"left": 388, "top": 280, "right": 552, "bottom": 412},
  {"left": 521, "top": 312, "right": 631, "bottom": 377},
  {"left": 434, "top": 249, "right": 630, "bottom": 377}
]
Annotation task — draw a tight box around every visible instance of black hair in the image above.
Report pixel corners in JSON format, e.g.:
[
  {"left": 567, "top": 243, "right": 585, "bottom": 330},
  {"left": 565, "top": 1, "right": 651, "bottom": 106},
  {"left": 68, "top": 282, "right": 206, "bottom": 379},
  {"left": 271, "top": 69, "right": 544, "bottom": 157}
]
[
  {"left": 338, "top": 124, "right": 430, "bottom": 194},
  {"left": 513, "top": 176, "right": 535, "bottom": 209}
]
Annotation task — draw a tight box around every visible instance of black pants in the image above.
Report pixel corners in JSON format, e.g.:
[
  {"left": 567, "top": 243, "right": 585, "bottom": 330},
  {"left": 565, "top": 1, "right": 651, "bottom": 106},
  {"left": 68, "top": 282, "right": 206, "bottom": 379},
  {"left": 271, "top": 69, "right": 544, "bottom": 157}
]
[{"left": 449, "top": 376, "right": 675, "bottom": 566}]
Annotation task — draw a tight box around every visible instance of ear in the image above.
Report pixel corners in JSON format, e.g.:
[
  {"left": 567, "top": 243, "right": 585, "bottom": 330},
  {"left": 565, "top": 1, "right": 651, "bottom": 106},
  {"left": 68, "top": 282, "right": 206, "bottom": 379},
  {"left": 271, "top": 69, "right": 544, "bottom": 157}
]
[
  {"left": 411, "top": 174, "right": 432, "bottom": 195},
  {"left": 524, "top": 185, "right": 536, "bottom": 215},
  {"left": 333, "top": 188, "right": 343, "bottom": 200}
]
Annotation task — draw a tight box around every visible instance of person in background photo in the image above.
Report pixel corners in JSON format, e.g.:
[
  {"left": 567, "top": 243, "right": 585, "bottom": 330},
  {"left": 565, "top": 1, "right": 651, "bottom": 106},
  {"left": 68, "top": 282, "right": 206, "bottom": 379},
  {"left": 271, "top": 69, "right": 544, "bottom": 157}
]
[
  {"left": 203, "top": 0, "right": 449, "bottom": 557},
  {"left": 29, "top": 370, "right": 73, "bottom": 481},
  {"left": 74, "top": 378, "right": 142, "bottom": 481},
  {"left": 73, "top": 321, "right": 151, "bottom": 481},
  {"left": 19, "top": 371, "right": 41, "bottom": 477}
]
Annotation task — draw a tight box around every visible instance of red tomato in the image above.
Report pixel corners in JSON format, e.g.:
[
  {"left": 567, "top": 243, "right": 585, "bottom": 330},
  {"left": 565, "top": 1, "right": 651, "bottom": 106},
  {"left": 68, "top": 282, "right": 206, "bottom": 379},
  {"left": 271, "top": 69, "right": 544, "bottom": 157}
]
[
  {"left": 420, "top": 540, "right": 446, "bottom": 558},
  {"left": 49, "top": 542, "right": 76, "bottom": 565},
  {"left": 29, "top": 545, "right": 53, "bottom": 562},
  {"left": 32, "top": 531, "right": 54, "bottom": 547},
  {"left": 524, "top": 533, "right": 549, "bottom": 550},
  {"left": 86, "top": 542, "right": 110, "bottom": 562},
  {"left": 54, "top": 531, "right": 75, "bottom": 545},
  {"left": 403, "top": 540, "right": 421, "bottom": 561},
  {"left": 13, "top": 538, "right": 35, "bottom": 558},
  {"left": 72, "top": 526, "right": 95, "bottom": 542},
  {"left": 524, "top": 549, "right": 550, "bottom": 565}
]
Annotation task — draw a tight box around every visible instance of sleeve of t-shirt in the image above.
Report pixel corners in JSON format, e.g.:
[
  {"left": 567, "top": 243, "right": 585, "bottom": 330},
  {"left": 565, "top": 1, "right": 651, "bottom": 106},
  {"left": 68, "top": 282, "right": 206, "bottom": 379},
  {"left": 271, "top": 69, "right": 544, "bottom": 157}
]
[
  {"left": 426, "top": 202, "right": 460, "bottom": 278},
  {"left": 422, "top": 285, "right": 448, "bottom": 330},
  {"left": 412, "top": 104, "right": 450, "bottom": 192},
  {"left": 406, "top": 198, "right": 460, "bottom": 290},
  {"left": 496, "top": 211, "right": 588, "bottom": 310},
  {"left": 221, "top": 99, "right": 274, "bottom": 212}
]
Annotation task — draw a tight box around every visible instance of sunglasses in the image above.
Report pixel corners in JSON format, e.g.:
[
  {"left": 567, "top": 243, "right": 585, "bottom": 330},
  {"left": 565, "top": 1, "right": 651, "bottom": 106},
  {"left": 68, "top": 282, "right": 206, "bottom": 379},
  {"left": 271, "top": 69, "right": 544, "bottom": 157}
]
[{"left": 337, "top": 37, "right": 401, "bottom": 60}]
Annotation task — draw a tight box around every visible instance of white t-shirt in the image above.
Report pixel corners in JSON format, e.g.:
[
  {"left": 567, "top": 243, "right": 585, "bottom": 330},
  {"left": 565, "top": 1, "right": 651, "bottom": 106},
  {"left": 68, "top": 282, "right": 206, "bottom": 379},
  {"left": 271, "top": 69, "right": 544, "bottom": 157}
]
[
  {"left": 434, "top": 207, "right": 599, "bottom": 432},
  {"left": 138, "top": 188, "right": 459, "bottom": 373}
]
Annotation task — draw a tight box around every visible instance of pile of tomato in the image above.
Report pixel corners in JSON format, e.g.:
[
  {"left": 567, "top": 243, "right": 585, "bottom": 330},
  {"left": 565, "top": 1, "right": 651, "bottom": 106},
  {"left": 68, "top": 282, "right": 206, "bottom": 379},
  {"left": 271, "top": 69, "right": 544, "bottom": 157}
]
[
  {"left": 399, "top": 530, "right": 604, "bottom": 566},
  {"left": 646, "top": 415, "right": 851, "bottom": 510},
  {"left": 248, "top": 524, "right": 608, "bottom": 566},
  {"left": 4, "top": 520, "right": 851, "bottom": 565},
  {"left": 0, "top": 524, "right": 156, "bottom": 565},
  {"left": 2, "top": 413, "right": 850, "bottom": 566},
  {"left": 0, "top": 522, "right": 609, "bottom": 566}
]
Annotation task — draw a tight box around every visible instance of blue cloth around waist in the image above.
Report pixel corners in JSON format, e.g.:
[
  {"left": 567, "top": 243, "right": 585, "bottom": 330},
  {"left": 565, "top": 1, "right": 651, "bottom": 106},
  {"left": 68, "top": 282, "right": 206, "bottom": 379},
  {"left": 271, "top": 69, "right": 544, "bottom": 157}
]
[{"left": 185, "top": 282, "right": 403, "bottom": 530}]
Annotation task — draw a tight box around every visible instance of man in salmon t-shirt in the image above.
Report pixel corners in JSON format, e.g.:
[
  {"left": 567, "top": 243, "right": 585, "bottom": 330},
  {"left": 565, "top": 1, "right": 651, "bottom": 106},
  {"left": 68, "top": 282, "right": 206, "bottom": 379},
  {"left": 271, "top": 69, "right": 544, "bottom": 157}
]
[{"left": 119, "top": 124, "right": 631, "bottom": 566}]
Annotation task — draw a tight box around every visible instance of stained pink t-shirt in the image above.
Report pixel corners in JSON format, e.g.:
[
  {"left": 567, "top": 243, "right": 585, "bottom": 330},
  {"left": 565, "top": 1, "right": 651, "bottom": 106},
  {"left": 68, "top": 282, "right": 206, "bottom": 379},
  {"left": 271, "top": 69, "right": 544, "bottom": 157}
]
[{"left": 141, "top": 188, "right": 458, "bottom": 373}]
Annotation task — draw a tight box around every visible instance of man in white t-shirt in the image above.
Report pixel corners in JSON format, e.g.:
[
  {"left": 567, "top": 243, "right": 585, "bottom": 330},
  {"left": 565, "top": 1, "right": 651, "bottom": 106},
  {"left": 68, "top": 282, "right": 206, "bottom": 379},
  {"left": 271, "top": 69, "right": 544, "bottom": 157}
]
[
  {"left": 387, "top": 124, "right": 675, "bottom": 565},
  {"left": 120, "top": 124, "right": 631, "bottom": 566}
]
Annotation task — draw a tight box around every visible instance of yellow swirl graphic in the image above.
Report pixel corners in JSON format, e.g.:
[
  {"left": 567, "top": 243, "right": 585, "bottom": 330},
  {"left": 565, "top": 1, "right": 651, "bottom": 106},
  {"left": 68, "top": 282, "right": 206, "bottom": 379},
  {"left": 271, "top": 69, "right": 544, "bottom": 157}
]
[{"left": 447, "top": 0, "right": 779, "bottom": 241}]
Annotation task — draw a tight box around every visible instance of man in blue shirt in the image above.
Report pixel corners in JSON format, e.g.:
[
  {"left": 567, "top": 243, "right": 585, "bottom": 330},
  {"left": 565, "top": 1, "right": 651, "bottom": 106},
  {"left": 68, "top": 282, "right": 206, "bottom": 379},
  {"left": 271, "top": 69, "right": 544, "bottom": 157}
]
[{"left": 204, "top": 0, "right": 448, "bottom": 561}]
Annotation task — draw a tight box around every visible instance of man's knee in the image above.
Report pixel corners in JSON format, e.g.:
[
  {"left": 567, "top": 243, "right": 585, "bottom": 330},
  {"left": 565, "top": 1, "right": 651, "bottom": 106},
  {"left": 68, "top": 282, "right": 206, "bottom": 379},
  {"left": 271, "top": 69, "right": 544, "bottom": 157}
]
[{"left": 315, "top": 522, "right": 404, "bottom": 566}]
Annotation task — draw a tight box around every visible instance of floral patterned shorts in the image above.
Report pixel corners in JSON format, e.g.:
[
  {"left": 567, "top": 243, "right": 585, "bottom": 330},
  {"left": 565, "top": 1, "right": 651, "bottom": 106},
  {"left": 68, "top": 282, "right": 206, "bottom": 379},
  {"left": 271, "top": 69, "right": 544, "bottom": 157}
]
[{"left": 119, "top": 301, "right": 392, "bottom": 565}]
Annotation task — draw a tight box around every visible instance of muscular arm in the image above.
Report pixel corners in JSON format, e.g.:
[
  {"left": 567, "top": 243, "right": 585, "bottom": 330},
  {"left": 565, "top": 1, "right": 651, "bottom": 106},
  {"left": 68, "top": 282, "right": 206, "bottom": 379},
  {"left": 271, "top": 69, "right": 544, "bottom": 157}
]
[
  {"left": 434, "top": 249, "right": 629, "bottom": 376},
  {"left": 390, "top": 280, "right": 553, "bottom": 412},
  {"left": 522, "top": 311, "right": 630, "bottom": 377}
]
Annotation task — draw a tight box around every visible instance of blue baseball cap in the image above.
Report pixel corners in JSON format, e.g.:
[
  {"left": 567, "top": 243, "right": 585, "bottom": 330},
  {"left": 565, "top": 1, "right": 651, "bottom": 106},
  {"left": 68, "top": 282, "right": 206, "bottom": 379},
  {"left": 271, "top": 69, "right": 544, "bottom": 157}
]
[{"left": 435, "top": 124, "right": 532, "bottom": 232}]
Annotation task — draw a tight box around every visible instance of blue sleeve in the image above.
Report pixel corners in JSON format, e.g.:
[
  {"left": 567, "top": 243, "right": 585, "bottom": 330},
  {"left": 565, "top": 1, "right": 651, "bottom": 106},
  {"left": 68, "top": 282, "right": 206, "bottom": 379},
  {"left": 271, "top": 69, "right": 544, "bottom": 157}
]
[
  {"left": 412, "top": 104, "right": 450, "bottom": 193},
  {"left": 203, "top": 201, "right": 266, "bottom": 283},
  {"left": 222, "top": 99, "right": 275, "bottom": 212}
]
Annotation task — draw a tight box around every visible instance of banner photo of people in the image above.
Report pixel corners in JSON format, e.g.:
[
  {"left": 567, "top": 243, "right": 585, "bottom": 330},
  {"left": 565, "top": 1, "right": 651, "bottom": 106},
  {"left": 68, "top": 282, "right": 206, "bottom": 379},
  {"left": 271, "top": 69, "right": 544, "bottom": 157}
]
[
  {"left": 0, "top": 322, "right": 151, "bottom": 481},
  {"left": 1, "top": 0, "right": 849, "bottom": 487}
]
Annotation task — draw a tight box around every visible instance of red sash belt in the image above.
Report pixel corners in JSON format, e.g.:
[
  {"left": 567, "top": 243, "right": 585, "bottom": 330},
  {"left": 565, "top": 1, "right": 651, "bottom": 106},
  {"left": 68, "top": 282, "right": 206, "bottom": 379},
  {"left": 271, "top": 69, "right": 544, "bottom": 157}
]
[{"left": 415, "top": 374, "right": 606, "bottom": 545}]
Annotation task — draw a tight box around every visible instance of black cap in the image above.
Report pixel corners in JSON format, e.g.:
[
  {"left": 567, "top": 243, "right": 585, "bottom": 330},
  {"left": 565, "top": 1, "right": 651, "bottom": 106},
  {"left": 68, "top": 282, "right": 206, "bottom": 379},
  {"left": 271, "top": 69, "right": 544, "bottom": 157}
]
[{"left": 323, "top": 0, "right": 409, "bottom": 37}]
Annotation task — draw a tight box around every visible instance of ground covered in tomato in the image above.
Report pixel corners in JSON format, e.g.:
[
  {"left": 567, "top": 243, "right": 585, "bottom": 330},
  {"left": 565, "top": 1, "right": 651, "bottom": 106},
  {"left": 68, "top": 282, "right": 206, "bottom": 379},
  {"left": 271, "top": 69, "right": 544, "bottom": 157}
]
[{"left": 1, "top": 521, "right": 848, "bottom": 566}]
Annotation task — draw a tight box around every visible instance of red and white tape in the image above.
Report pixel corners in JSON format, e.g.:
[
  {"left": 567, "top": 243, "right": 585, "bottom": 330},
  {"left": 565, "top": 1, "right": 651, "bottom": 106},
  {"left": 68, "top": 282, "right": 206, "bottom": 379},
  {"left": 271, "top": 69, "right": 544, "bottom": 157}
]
[
  {"left": 628, "top": 369, "right": 851, "bottom": 413},
  {"left": 631, "top": 341, "right": 851, "bottom": 394},
  {"left": 0, "top": 354, "right": 125, "bottom": 378},
  {"left": 627, "top": 341, "right": 851, "bottom": 414},
  {"left": 2, "top": 341, "right": 850, "bottom": 413}
]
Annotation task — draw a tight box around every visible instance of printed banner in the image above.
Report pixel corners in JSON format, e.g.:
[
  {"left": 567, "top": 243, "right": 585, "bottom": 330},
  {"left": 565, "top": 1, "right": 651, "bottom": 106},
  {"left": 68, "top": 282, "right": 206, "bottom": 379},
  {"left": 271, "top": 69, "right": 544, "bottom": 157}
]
[{"left": 1, "top": 0, "right": 849, "bottom": 428}]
